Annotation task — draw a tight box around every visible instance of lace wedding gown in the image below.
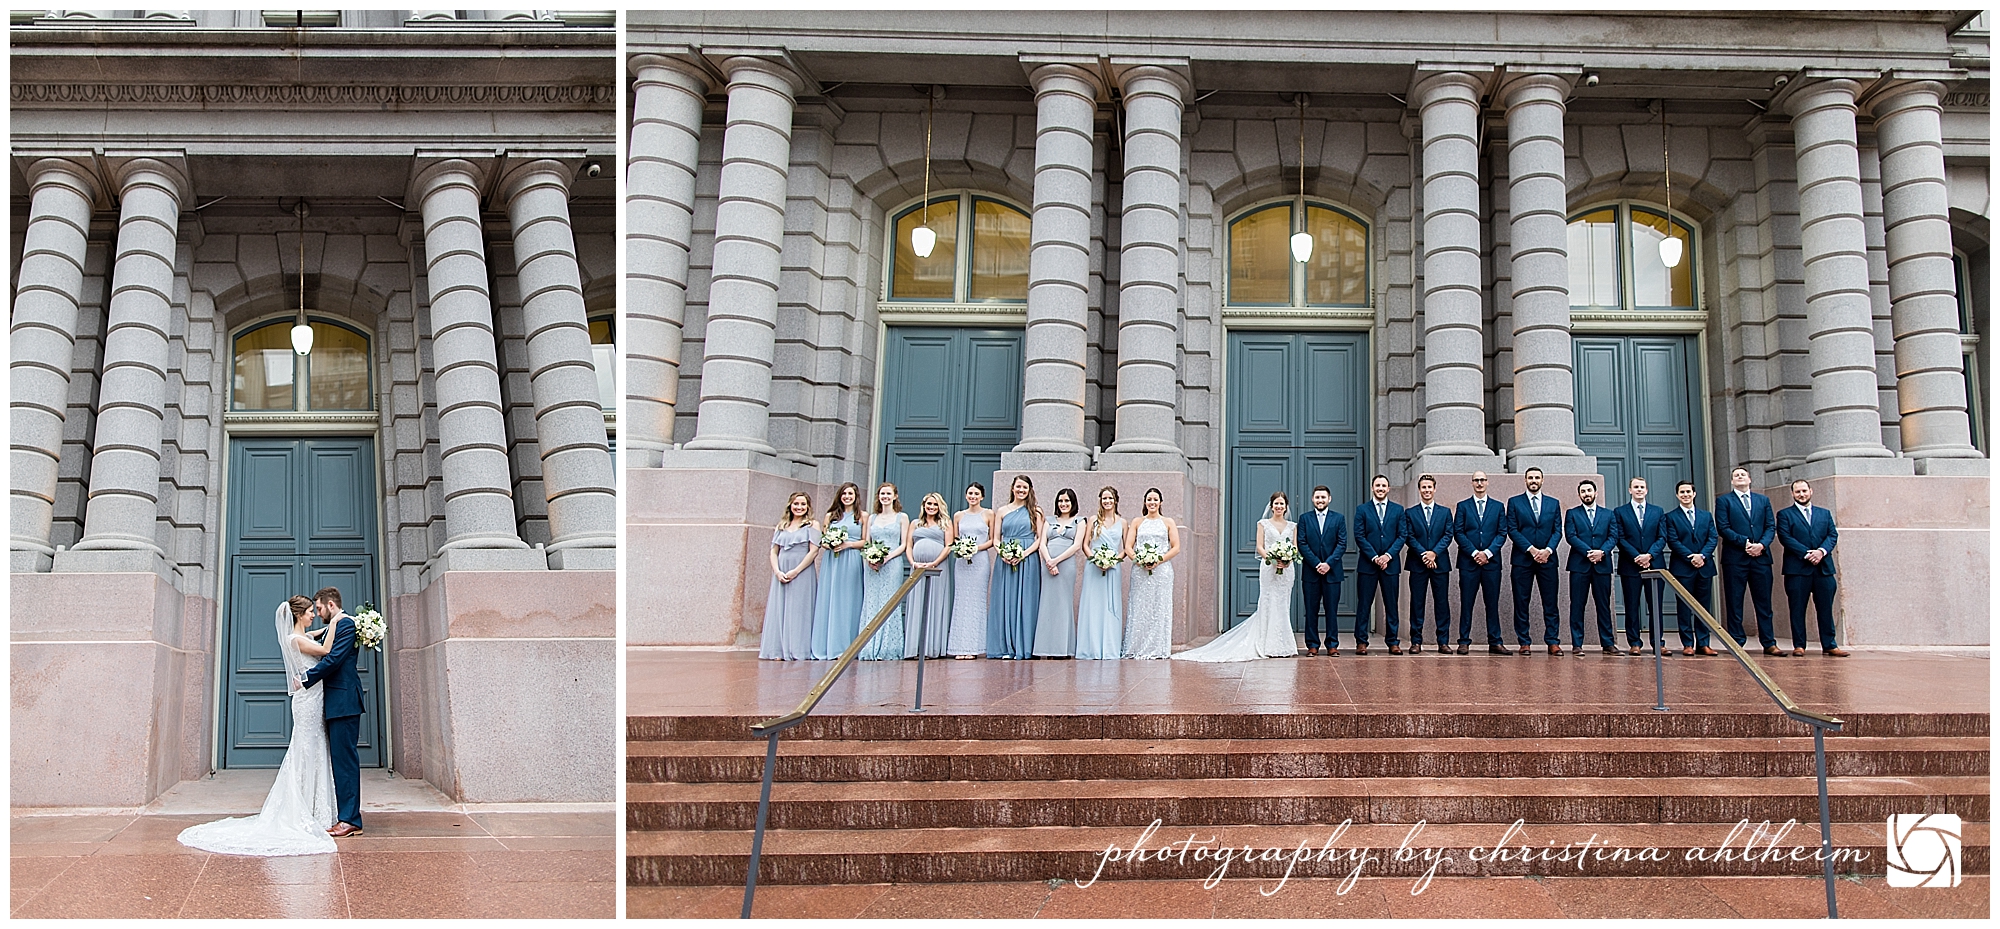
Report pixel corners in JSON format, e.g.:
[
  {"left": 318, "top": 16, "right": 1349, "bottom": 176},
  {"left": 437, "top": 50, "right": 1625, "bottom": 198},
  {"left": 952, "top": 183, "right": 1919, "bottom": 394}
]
[
  {"left": 178, "top": 602, "right": 337, "bottom": 856},
  {"left": 1174, "top": 519, "right": 1300, "bottom": 662}
]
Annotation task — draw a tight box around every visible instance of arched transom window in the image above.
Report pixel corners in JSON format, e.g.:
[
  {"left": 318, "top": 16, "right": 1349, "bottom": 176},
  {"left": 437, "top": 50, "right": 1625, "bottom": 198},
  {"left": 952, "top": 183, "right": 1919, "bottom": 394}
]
[
  {"left": 1227, "top": 199, "right": 1369, "bottom": 307},
  {"left": 888, "top": 193, "right": 1030, "bottom": 303},
  {"left": 231, "top": 317, "right": 373, "bottom": 411},
  {"left": 1568, "top": 203, "right": 1696, "bottom": 311}
]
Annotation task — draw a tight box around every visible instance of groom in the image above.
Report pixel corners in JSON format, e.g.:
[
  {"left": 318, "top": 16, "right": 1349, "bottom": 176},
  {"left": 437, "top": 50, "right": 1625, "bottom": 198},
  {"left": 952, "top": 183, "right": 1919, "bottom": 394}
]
[{"left": 301, "top": 585, "right": 364, "bottom": 837}]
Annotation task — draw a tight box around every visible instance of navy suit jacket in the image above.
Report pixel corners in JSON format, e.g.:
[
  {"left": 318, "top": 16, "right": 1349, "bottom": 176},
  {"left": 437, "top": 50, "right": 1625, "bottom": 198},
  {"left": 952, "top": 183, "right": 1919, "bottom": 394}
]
[
  {"left": 1354, "top": 499, "right": 1405, "bottom": 575},
  {"left": 303, "top": 613, "right": 364, "bottom": 720},
  {"left": 1298, "top": 508, "right": 1347, "bottom": 581},
  {"left": 1563, "top": 504, "right": 1616, "bottom": 575},
  {"left": 1714, "top": 491, "right": 1777, "bottom": 567},
  {"left": 1400, "top": 501, "right": 1454, "bottom": 573},
  {"left": 1611, "top": 502, "right": 1667, "bottom": 576},
  {"left": 1504, "top": 493, "right": 1563, "bottom": 567},
  {"left": 1775, "top": 504, "right": 1839, "bottom": 577},
  {"left": 1664, "top": 507, "right": 1719, "bottom": 578},
  {"left": 1453, "top": 497, "right": 1506, "bottom": 570}
]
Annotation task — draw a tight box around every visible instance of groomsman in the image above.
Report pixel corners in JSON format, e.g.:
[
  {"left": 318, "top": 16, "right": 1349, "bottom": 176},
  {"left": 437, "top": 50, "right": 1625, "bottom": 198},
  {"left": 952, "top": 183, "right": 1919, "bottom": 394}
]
[
  {"left": 1715, "top": 466, "right": 1780, "bottom": 654},
  {"left": 1663, "top": 480, "right": 1718, "bottom": 655},
  {"left": 1353, "top": 475, "right": 1405, "bottom": 654},
  {"left": 1775, "top": 478, "right": 1851, "bottom": 657},
  {"left": 1453, "top": 472, "right": 1509, "bottom": 654},
  {"left": 1401, "top": 474, "right": 1454, "bottom": 654},
  {"left": 1563, "top": 479, "right": 1618, "bottom": 654},
  {"left": 1611, "top": 477, "right": 1666, "bottom": 655},
  {"left": 1505, "top": 467, "right": 1563, "bottom": 655},
  {"left": 1298, "top": 485, "right": 1348, "bottom": 656}
]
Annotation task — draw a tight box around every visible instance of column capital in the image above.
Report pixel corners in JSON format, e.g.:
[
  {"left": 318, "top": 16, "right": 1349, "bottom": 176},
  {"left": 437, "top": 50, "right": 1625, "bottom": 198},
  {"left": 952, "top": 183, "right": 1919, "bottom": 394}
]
[
  {"left": 1774, "top": 70, "right": 1879, "bottom": 117},
  {"left": 1858, "top": 70, "right": 1963, "bottom": 116},
  {"left": 1022, "top": 55, "right": 1106, "bottom": 100},
  {"left": 12, "top": 152, "right": 102, "bottom": 205},
  {"left": 1108, "top": 57, "right": 1191, "bottom": 100},
  {"left": 703, "top": 46, "right": 809, "bottom": 97},
  {"left": 1495, "top": 67, "right": 1581, "bottom": 107},
  {"left": 101, "top": 151, "right": 189, "bottom": 203},
  {"left": 628, "top": 47, "right": 719, "bottom": 95},
  {"left": 495, "top": 151, "right": 588, "bottom": 206},
  {"left": 1411, "top": 63, "right": 1495, "bottom": 104},
  {"left": 408, "top": 151, "right": 500, "bottom": 205}
]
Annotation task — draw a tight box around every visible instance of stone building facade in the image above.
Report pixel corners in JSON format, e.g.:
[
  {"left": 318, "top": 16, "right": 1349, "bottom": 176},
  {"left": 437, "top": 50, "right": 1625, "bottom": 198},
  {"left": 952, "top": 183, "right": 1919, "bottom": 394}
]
[
  {"left": 10, "top": 10, "right": 617, "bottom": 806},
  {"left": 639, "top": 11, "right": 1990, "bottom": 652}
]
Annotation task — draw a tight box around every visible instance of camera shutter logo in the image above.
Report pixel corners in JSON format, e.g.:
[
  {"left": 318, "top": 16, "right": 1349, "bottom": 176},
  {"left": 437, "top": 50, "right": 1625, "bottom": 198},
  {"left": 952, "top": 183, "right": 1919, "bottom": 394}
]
[{"left": 1885, "top": 813, "right": 1961, "bottom": 888}]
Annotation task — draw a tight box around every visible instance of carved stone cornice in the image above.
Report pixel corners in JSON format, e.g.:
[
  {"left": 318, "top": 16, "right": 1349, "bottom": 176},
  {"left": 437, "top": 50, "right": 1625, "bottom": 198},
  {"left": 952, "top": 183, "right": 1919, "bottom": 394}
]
[{"left": 10, "top": 82, "right": 614, "bottom": 110}]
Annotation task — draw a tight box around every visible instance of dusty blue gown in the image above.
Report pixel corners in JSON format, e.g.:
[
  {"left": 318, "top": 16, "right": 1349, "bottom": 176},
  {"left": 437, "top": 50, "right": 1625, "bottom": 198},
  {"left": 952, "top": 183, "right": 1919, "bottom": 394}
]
[
  {"left": 986, "top": 506, "right": 1043, "bottom": 659},
  {"left": 856, "top": 513, "right": 907, "bottom": 660},
  {"left": 946, "top": 511, "right": 992, "bottom": 656},
  {"left": 758, "top": 523, "right": 819, "bottom": 660},
  {"left": 810, "top": 513, "right": 864, "bottom": 659},
  {"left": 904, "top": 522, "right": 952, "bottom": 659},
  {"left": 1032, "top": 516, "right": 1082, "bottom": 657},
  {"left": 1075, "top": 517, "right": 1125, "bottom": 659}
]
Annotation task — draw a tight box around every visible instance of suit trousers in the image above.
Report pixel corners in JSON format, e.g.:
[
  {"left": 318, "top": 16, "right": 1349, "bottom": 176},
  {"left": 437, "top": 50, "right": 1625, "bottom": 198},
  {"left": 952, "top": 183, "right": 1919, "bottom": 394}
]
[
  {"left": 1511, "top": 560, "right": 1560, "bottom": 646},
  {"left": 1407, "top": 567, "right": 1451, "bottom": 646},
  {"left": 1671, "top": 572, "right": 1714, "bottom": 649},
  {"left": 1784, "top": 573, "right": 1840, "bottom": 649},
  {"left": 1457, "top": 562, "right": 1503, "bottom": 645},
  {"left": 1619, "top": 574, "right": 1660, "bottom": 648},
  {"left": 1721, "top": 559, "right": 1777, "bottom": 647},
  {"left": 326, "top": 713, "right": 363, "bottom": 828},
  {"left": 1354, "top": 569, "right": 1399, "bottom": 646},
  {"left": 1569, "top": 572, "right": 1615, "bottom": 649},
  {"left": 1300, "top": 569, "right": 1342, "bottom": 650}
]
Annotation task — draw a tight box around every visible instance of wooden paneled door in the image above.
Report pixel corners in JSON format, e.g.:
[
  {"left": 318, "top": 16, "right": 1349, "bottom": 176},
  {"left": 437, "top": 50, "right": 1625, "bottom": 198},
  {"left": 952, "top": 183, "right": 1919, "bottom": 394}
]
[
  {"left": 877, "top": 326, "right": 1024, "bottom": 503},
  {"left": 1572, "top": 335, "right": 1706, "bottom": 505}
]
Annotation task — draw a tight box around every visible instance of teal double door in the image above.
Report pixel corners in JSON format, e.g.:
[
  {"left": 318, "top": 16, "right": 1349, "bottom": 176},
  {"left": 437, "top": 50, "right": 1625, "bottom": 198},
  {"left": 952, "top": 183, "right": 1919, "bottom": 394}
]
[
  {"left": 1573, "top": 335, "right": 1706, "bottom": 504},
  {"left": 1225, "top": 332, "right": 1370, "bottom": 629},
  {"left": 877, "top": 327, "right": 1024, "bottom": 501},
  {"left": 223, "top": 437, "right": 383, "bottom": 769}
]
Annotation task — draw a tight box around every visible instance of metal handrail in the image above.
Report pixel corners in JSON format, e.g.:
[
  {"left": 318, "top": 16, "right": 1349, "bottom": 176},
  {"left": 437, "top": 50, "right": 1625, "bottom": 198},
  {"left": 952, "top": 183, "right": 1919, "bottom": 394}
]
[
  {"left": 741, "top": 560, "right": 939, "bottom": 918},
  {"left": 1642, "top": 567, "right": 1844, "bottom": 918}
]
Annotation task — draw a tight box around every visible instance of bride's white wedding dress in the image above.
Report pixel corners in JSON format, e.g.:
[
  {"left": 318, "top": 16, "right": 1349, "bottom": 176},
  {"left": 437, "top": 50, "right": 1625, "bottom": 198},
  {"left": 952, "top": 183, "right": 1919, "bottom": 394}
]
[
  {"left": 178, "top": 602, "right": 338, "bottom": 856},
  {"left": 1174, "top": 519, "right": 1299, "bottom": 662}
]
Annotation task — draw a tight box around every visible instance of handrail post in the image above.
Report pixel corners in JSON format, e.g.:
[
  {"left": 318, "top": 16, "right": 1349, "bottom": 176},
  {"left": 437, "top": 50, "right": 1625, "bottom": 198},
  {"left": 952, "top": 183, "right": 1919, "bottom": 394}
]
[
  {"left": 1650, "top": 575, "right": 1669, "bottom": 712},
  {"left": 911, "top": 573, "right": 930, "bottom": 713},
  {"left": 741, "top": 731, "right": 780, "bottom": 919},
  {"left": 1814, "top": 723, "right": 1839, "bottom": 919}
]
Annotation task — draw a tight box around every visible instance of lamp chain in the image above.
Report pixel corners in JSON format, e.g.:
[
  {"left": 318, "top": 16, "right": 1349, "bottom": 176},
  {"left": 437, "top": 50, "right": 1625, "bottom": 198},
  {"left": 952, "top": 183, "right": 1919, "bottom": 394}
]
[{"left": 921, "top": 94, "right": 932, "bottom": 234}]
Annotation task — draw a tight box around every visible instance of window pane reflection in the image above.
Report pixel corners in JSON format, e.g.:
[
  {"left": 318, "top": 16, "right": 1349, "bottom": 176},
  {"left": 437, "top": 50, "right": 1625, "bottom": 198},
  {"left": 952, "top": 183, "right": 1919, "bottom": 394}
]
[
  {"left": 306, "top": 322, "right": 370, "bottom": 410},
  {"left": 590, "top": 317, "right": 616, "bottom": 412},
  {"left": 1568, "top": 208, "right": 1619, "bottom": 308},
  {"left": 232, "top": 324, "right": 295, "bottom": 410},
  {"left": 1630, "top": 209, "right": 1693, "bottom": 308},
  {"left": 968, "top": 199, "right": 1029, "bottom": 301},
  {"left": 1228, "top": 205, "right": 1292, "bottom": 304},
  {"left": 1304, "top": 205, "right": 1368, "bottom": 305},
  {"left": 890, "top": 197, "right": 959, "bottom": 300}
]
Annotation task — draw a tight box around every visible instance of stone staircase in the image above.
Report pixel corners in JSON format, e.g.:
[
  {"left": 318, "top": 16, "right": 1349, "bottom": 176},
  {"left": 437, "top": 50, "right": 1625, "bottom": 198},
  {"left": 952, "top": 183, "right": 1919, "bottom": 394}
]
[{"left": 628, "top": 711, "right": 1989, "bottom": 887}]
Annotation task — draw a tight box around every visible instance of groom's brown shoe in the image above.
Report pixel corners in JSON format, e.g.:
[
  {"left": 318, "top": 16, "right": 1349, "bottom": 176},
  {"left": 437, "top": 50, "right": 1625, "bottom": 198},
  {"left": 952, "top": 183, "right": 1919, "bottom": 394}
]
[{"left": 329, "top": 822, "right": 363, "bottom": 838}]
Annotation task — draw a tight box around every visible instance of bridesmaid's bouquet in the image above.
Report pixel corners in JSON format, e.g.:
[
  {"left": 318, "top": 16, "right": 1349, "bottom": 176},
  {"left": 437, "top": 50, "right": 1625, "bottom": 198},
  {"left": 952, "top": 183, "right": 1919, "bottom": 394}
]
[
  {"left": 819, "top": 525, "right": 849, "bottom": 550},
  {"left": 1087, "top": 544, "right": 1120, "bottom": 573},
  {"left": 1264, "top": 540, "right": 1301, "bottom": 575},
  {"left": 862, "top": 540, "right": 891, "bottom": 566},
  {"left": 1133, "top": 542, "right": 1166, "bottom": 575},
  {"left": 996, "top": 539, "right": 1027, "bottom": 568},
  {"left": 353, "top": 602, "right": 387, "bottom": 651},
  {"left": 949, "top": 536, "right": 978, "bottom": 561}
]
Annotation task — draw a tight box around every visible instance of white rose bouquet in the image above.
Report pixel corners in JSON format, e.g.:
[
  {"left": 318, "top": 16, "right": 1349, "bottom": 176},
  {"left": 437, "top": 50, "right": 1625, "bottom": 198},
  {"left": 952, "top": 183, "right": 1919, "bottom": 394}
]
[
  {"left": 353, "top": 602, "right": 387, "bottom": 651},
  {"left": 862, "top": 540, "right": 891, "bottom": 566},
  {"left": 1263, "top": 540, "right": 1301, "bottom": 575},
  {"left": 949, "top": 536, "right": 978, "bottom": 561},
  {"left": 819, "top": 525, "right": 850, "bottom": 550},
  {"left": 1133, "top": 542, "right": 1166, "bottom": 575},
  {"left": 1087, "top": 544, "right": 1121, "bottom": 573},
  {"left": 996, "top": 539, "right": 1027, "bottom": 568}
]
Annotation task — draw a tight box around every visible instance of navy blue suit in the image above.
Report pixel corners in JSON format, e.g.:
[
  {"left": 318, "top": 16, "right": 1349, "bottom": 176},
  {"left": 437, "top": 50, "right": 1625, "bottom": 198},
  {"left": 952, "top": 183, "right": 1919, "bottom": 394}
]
[
  {"left": 1401, "top": 502, "right": 1454, "bottom": 647},
  {"left": 1504, "top": 493, "right": 1563, "bottom": 647},
  {"left": 1297, "top": 508, "right": 1347, "bottom": 651},
  {"left": 1715, "top": 490, "right": 1779, "bottom": 648},
  {"left": 1776, "top": 503, "right": 1841, "bottom": 650},
  {"left": 1563, "top": 504, "right": 1617, "bottom": 650},
  {"left": 1663, "top": 507, "right": 1718, "bottom": 649},
  {"left": 303, "top": 612, "right": 364, "bottom": 828},
  {"left": 1611, "top": 501, "right": 1667, "bottom": 649},
  {"left": 1453, "top": 496, "right": 1506, "bottom": 645},
  {"left": 1354, "top": 499, "right": 1404, "bottom": 647}
]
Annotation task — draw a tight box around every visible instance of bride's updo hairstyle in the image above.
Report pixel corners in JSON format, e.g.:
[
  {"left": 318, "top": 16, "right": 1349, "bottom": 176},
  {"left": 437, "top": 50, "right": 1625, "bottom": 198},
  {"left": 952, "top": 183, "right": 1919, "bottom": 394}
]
[
  {"left": 1268, "top": 490, "right": 1289, "bottom": 513},
  {"left": 288, "top": 595, "right": 314, "bottom": 619}
]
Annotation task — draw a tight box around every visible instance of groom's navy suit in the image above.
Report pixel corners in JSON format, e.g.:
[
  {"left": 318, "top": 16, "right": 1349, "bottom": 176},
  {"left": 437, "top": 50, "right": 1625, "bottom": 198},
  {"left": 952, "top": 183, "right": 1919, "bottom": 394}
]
[
  {"left": 1400, "top": 502, "right": 1454, "bottom": 647},
  {"left": 1453, "top": 496, "right": 1506, "bottom": 645},
  {"left": 1715, "top": 490, "right": 1779, "bottom": 648},
  {"left": 1354, "top": 499, "right": 1405, "bottom": 647},
  {"left": 303, "top": 611, "right": 363, "bottom": 828},
  {"left": 1297, "top": 508, "right": 1346, "bottom": 651},
  {"left": 1504, "top": 492, "right": 1564, "bottom": 647}
]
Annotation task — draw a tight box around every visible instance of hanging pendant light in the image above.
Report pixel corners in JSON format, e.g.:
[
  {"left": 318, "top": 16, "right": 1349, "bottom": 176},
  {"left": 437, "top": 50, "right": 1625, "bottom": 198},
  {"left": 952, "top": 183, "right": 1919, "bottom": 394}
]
[
  {"left": 1290, "top": 94, "right": 1313, "bottom": 263},
  {"left": 911, "top": 91, "right": 938, "bottom": 258},
  {"left": 1658, "top": 99, "right": 1684, "bottom": 269},
  {"left": 290, "top": 200, "right": 314, "bottom": 355}
]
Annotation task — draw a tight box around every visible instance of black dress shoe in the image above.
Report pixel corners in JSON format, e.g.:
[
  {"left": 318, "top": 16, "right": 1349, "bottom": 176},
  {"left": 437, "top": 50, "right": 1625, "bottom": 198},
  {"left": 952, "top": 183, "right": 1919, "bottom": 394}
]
[
  {"left": 1455, "top": 644, "right": 1470, "bottom": 655},
  {"left": 1488, "top": 644, "right": 1513, "bottom": 655}
]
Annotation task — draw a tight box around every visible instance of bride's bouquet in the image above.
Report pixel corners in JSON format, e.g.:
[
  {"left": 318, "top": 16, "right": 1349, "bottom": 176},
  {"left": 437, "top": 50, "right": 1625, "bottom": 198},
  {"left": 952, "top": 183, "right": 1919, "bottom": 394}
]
[
  {"left": 1087, "top": 544, "right": 1120, "bottom": 573},
  {"left": 819, "top": 525, "right": 850, "bottom": 550},
  {"left": 353, "top": 602, "right": 387, "bottom": 651},
  {"left": 1133, "top": 542, "right": 1166, "bottom": 575},
  {"left": 949, "top": 536, "right": 978, "bottom": 561},
  {"left": 1263, "top": 540, "right": 1301, "bottom": 575},
  {"left": 996, "top": 539, "right": 1027, "bottom": 568},
  {"left": 862, "top": 539, "right": 891, "bottom": 566}
]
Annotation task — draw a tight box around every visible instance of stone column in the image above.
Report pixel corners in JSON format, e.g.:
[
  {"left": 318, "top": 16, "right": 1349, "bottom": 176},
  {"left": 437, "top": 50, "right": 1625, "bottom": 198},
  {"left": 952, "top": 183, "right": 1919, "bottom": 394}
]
[
  {"left": 1005, "top": 58, "right": 1102, "bottom": 472},
  {"left": 60, "top": 156, "right": 187, "bottom": 574},
  {"left": 9, "top": 156, "right": 99, "bottom": 572},
  {"left": 1867, "top": 76, "right": 1984, "bottom": 470},
  {"left": 411, "top": 156, "right": 541, "bottom": 571},
  {"left": 1099, "top": 60, "right": 1190, "bottom": 472},
  {"left": 680, "top": 52, "right": 804, "bottom": 462},
  {"left": 1783, "top": 76, "right": 1899, "bottom": 466},
  {"left": 626, "top": 51, "right": 714, "bottom": 468},
  {"left": 1412, "top": 67, "right": 1502, "bottom": 472},
  {"left": 499, "top": 157, "right": 619, "bottom": 569},
  {"left": 1500, "top": 70, "right": 1593, "bottom": 473}
]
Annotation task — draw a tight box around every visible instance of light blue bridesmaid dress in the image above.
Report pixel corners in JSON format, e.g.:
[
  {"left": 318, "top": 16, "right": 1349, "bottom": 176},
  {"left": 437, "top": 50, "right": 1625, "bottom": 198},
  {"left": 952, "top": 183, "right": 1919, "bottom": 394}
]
[
  {"left": 856, "top": 513, "right": 907, "bottom": 660},
  {"left": 986, "top": 506, "right": 1043, "bottom": 658},
  {"left": 810, "top": 512, "right": 865, "bottom": 659},
  {"left": 1074, "top": 517, "right": 1125, "bottom": 659},
  {"left": 757, "top": 522, "right": 819, "bottom": 660}
]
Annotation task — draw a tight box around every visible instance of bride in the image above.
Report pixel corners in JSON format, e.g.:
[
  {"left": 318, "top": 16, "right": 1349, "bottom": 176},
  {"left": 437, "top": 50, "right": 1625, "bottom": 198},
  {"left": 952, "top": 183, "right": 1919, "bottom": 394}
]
[
  {"left": 178, "top": 595, "right": 340, "bottom": 856},
  {"left": 1175, "top": 491, "right": 1301, "bottom": 662}
]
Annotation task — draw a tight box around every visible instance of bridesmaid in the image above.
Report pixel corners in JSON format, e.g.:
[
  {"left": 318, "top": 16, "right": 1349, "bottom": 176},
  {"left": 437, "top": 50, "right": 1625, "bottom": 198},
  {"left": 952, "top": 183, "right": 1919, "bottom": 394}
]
[
  {"left": 1074, "top": 486, "right": 1126, "bottom": 659},
  {"left": 1122, "top": 487, "right": 1182, "bottom": 659},
  {"left": 857, "top": 482, "right": 910, "bottom": 661},
  {"left": 945, "top": 481, "right": 993, "bottom": 658},
  {"left": 758, "top": 491, "right": 822, "bottom": 660},
  {"left": 811, "top": 482, "right": 867, "bottom": 659},
  {"left": 903, "top": 492, "right": 955, "bottom": 659},
  {"left": 986, "top": 475, "right": 1046, "bottom": 659},
  {"left": 1032, "top": 488, "right": 1083, "bottom": 658}
]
